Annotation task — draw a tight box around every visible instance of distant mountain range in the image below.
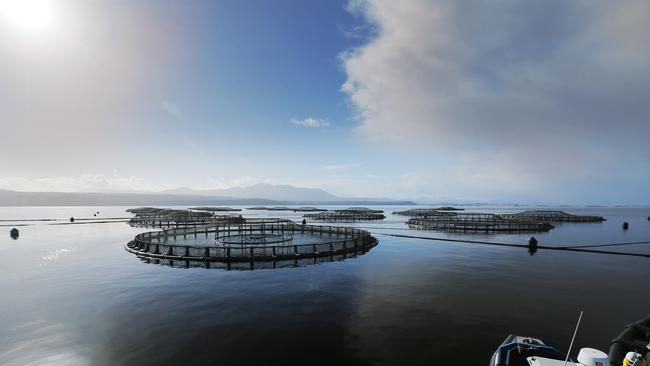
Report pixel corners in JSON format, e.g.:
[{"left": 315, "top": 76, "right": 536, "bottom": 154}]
[
  {"left": 0, "top": 184, "right": 415, "bottom": 206},
  {"left": 160, "top": 183, "right": 340, "bottom": 202}
]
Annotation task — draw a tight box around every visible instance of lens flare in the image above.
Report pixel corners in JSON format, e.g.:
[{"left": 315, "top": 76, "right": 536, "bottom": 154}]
[{"left": 0, "top": 0, "right": 54, "bottom": 31}]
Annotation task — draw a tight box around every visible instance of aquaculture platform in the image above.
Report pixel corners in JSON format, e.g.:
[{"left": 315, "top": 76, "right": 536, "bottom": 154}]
[
  {"left": 246, "top": 206, "right": 326, "bottom": 212},
  {"left": 291, "top": 207, "right": 327, "bottom": 212},
  {"left": 190, "top": 207, "right": 242, "bottom": 212},
  {"left": 127, "top": 208, "right": 244, "bottom": 228},
  {"left": 392, "top": 208, "right": 457, "bottom": 217},
  {"left": 407, "top": 213, "right": 554, "bottom": 233},
  {"left": 500, "top": 210, "right": 605, "bottom": 222},
  {"left": 125, "top": 219, "right": 378, "bottom": 267},
  {"left": 304, "top": 207, "right": 385, "bottom": 222}
]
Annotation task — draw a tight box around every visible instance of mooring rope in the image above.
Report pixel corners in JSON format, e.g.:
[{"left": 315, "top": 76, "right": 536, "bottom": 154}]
[
  {"left": 375, "top": 233, "right": 650, "bottom": 258},
  {"left": 0, "top": 217, "right": 131, "bottom": 222},
  {"left": 50, "top": 220, "right": 131, "bottom": 225},
  {"left": 559, "top": 241, "right": 650, "bottom": 249}
]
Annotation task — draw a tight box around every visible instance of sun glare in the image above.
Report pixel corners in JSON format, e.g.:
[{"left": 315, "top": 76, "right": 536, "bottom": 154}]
[{"left": 0, "top": 0, "right": 54, "bottom": 32}]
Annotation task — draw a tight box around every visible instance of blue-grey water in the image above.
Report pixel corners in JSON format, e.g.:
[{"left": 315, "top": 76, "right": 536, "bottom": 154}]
[{"left": 1, "top": 206, "right": 649, "bottom": 365}]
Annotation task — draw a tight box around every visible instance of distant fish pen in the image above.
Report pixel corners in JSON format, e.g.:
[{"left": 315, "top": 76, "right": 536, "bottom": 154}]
[
  {"left": 125, "top": 218, "right": 378, "bottom": 269},
  {"left": 436, "top": 206, "right": 464, "bottom": 211},
  {"left": 392, "top": 208, "right": 458, "bottom": 217},
  {"left": 246, "top": 206, "right": 291, "bottom": 211},
  {"left": 244, "top": 206, "right": 326, "bottom": 212},
  {"left": 190, "top": 207, "right": 242, "bottom": 212},
  {"left": 500, "top": 210, "right": 605, "bottom": 223},
  {"left": 127, "top": 208, "right": 244, "bottom": 228},
  {"left": 408, "top": 213, "right": 554, "bottom": 233},
  {"left": 337, "top": 207, "right": 384, "bottom": 214},
  {"left": 292, "top": 207, "right": 327, "bottom": 212},
  {"left": 304, "top": 207, "right": 385, "bottom": 222}
]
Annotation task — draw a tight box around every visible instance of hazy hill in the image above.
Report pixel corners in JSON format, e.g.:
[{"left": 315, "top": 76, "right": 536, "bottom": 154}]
[
  {"left": 161, "top": 183, "right": 340, "bottom": 202},
  {"left": 0, "top": 190, "right": 280, "bottom": 207},
  {"left": 0, "top": 188, "right": 415, "bottom": 206}
]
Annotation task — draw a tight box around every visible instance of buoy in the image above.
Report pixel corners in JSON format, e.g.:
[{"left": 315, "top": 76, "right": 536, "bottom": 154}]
[
  {"left": 70, "top": 217, "right": 75, "bottom": 223},
  {"left": 302, "top": 218, "right": 307, "bottom": 225},
  {"left": 622, "top": 222, "right": 629, "bottom": 230},
  {"left": 528, "top": 236, "right": 538, "bottom": 255},
  {"left": 10, "top": 228, "right": 19, "bottom": 239},
  {"left": 647, "top": 216, "right": 650, "bottom": 221}
]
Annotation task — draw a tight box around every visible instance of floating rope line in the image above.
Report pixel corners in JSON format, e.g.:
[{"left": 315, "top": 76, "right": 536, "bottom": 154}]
[
  {"left": 354, "top": 225, "right": 650, "bottom": 250},
  {"left": 0, "top": 217, "right": 131, "bottom": 222},
  {"left": 50, "top": 220, "right": 131, "bottom": 225},
  {"left": 559, "top": 241, "right": 650, "bottom": 249},
  {"left": 375, "top": 233, "right": 650, "bottom": 258}
]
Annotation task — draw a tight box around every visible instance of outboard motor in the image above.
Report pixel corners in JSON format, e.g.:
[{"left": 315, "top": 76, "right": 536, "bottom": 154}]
[
  {"left": 622, "top": 352, "right": 648, "bottom": 366},
  {"left": 577, "top": 348, "right": 610, "bottom": 366}
]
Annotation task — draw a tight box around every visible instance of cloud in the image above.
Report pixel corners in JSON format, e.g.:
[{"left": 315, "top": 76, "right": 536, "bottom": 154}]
[
  {"left": 290, "top": 117, "right": 330, "bottom": 128},
  {"left": 341, "top": 0, "right": 650, "bottom": 197},
  {"left": 318, "top": 163, "right": 363, "bottom": 171},
  {"left": 0, "top": 174, "right": 171, "bottom": 192},
  {"left": 161, "top": 100, "right": 183, "bottom": 118}
]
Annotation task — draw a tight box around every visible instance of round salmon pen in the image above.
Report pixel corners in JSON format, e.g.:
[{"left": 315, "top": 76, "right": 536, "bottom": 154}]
[
  {"left": 392, "top": 208, "right": 457, "bottom": 217},
  {"left": 408, "top": 213, "right": 554, "bottom": 233},
  {"left": 189, "top": 207, "right": 242, "bottom": 212},
  {"left": 499, "top": 210, "right": 605, "bottom": 222},
  {"left": 127, "top": 208, "right": 244, "bottom": 228},
  {"left": 304, "top": 207, "right": 385, "bottom": 222},
  {"left": 125, "top": 219, "right": 379, "bottom": 270}
]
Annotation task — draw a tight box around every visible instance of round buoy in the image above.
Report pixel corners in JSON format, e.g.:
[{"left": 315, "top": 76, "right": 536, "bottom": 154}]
[
  {"left": 70, "top": 217, "right": 75, "bottom": 223},
  {"left": 647, "top": 216, "right": 650, "bottom": 221},
  {"left": 10, "top": 228, "right": 19, "bottom": 239},
  {"left": 528, "top": 236, "right": 538, "bottom": 255},
  {"left": 622, "top": 222, "right": 629, "bottom": 230}
]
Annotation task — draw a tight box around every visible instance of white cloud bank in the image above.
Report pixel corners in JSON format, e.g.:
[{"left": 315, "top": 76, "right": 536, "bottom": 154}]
[
  {"left": 290, "top": 117, "right": 330, "bottom": 128},
  {"left": 341, "top": 0, "right": 650, "bottom": 200},
  {"left": 0, "top": 174, "right": 171, "bottom": 193},
  {"left": 318, "top": 163, "right": 363, "bottom": 171}
]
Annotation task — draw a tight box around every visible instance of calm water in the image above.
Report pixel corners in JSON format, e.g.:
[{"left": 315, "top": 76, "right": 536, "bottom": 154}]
[{"left": 1, "top": 206, "right": 649, "bottom": 365}]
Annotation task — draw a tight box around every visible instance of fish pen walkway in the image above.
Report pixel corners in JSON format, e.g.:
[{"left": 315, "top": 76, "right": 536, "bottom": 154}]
[
  {"left": 499, "top": 210, "right": 605, "bottom": 222},
  {"left": 125, "top": 218, "right": 378, "bottom": 268},
  {"left": 408, "top": 213, "right": 554, "bottom": 233},
  {"left": 304, "top": 207, "right": 386, "bottom": 222},
  {"left": 127, "top": 208, "right": 244, "bottom": 228}
]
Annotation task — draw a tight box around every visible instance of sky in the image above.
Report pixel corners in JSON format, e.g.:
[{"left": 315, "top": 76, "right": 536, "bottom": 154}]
[{"left": 0, "top": 0, "right": 649, "bottom": 205}]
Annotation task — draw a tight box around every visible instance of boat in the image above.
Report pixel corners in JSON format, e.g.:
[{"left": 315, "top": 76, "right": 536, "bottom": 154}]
[
  {"left": 609, "top": 316, "right": 650, "bottom": 366},
  {"left": 489, "top": 335, "right": 612, "bottom": 366},
  {"left": 527, "top": 348, "right": 610, "bottom": 366},
  {"left": 489, "top": 335, "right": 568, "bottom": 365},
  {"left": 490, "top": 315, "right": 650, "bottom": 366}
]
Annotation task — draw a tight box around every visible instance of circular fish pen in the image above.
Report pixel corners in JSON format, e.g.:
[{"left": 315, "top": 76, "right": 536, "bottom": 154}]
[
  {"left": 291, "top": 207, "right": 327, "bottom": 212},
  {"left": 304, "top": 207, "right": 385, "bottom": 222},
  {"left": 125, "top": 219, "right": 379, "bottom": 269},
  {"left": 500, "top": 210, "right": 605, "bottom": 222},
  {"left": 407, "top": 213, "right": 554, "bottom": 233},
  {"left": 244, "top": 206, "right": 326, "bottom": 212},
  {"left": 127, "top": 208, "right": 244, "bottom": 228},
  {"left": 245, "top": 206, "right": 294, "bottom": 211},
  {"left": 190, "top": 207, "right": 242, "bottom": 212},
  {"left": 392, "top": 208, "right": 457, "bottom": 217}
]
